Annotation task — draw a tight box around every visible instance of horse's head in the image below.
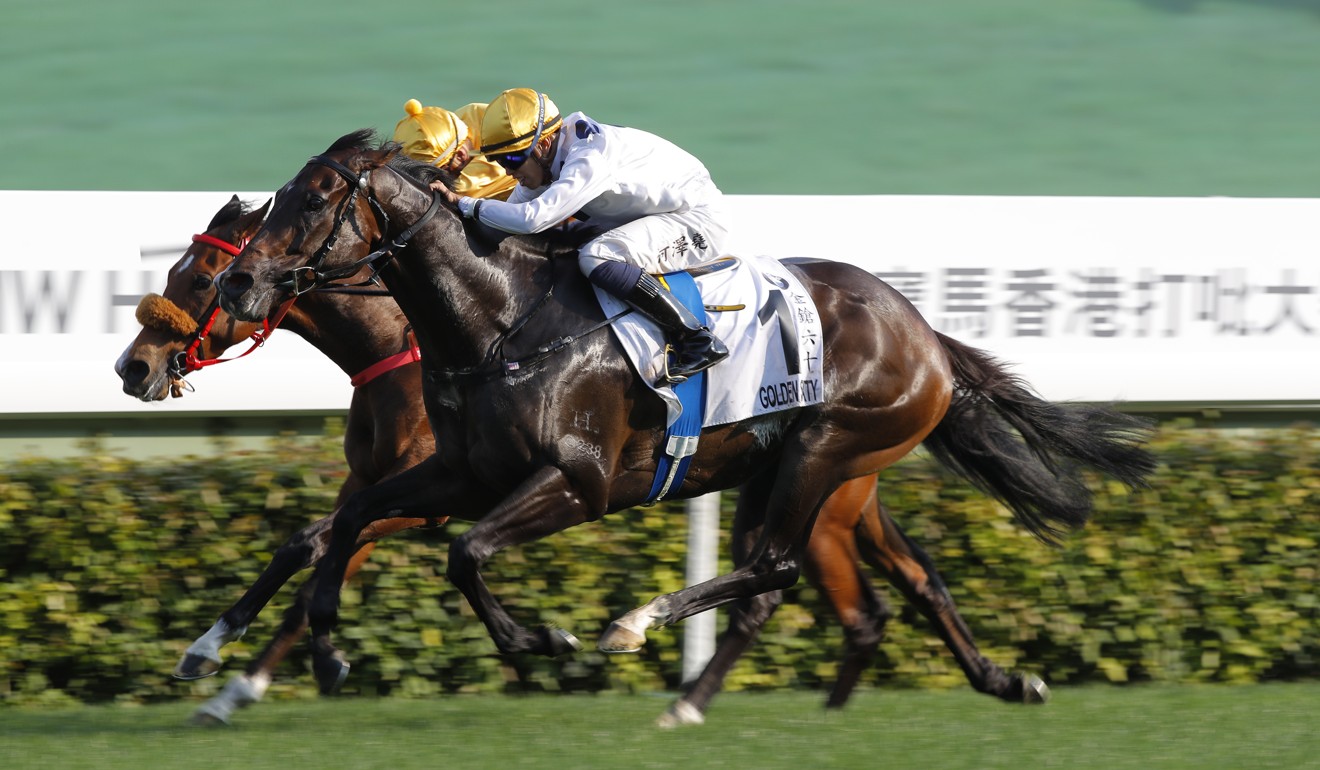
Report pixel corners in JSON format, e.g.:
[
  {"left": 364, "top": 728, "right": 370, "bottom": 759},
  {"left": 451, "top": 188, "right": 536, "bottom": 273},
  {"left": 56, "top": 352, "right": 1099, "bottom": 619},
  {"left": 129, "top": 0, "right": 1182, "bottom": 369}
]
[
  {"left": 115, "top": 195, "right": 271, "bottom": 400},
  {"left": 217, "top": 130, "right": 400, "bottom": 323}
]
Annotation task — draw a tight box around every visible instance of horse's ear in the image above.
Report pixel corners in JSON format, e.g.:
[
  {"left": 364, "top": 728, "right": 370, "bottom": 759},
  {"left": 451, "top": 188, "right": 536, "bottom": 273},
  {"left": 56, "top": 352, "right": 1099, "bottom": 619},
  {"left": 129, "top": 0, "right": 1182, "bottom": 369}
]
[
  {"left": 237, "top": 198, "right": 273, "bottom": 239},
  {"left": 206, "top": 194, "right": 246, "bottom": 231}
]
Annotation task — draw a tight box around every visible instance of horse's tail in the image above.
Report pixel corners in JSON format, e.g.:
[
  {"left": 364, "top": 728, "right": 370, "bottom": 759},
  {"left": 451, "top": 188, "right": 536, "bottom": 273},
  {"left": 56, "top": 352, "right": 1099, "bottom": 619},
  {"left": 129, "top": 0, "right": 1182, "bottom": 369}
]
[{"left": 923, "top": 332, "right": 1157, "bottom": 544}]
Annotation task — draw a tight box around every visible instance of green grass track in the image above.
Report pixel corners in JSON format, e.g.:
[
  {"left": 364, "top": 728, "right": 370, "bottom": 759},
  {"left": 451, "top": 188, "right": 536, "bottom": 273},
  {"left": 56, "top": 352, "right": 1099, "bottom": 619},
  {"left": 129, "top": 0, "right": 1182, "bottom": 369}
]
[{"left": 3, "top": 684, "right": 1317, "bottom": 770}]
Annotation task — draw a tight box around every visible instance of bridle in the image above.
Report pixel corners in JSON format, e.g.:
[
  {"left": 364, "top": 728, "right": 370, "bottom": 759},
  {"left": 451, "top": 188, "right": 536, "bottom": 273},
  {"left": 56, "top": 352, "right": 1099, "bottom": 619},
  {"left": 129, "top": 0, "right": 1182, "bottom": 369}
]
[
  {"left": 274, "top": 154, "right": 443, "bottom": 296},
  {"left": 164, "top": 227, "right": 417, "bottom": 391},
  {"left": 169, "top": 232, "right": 295, "bottom": 381},
  {"left": 265, "top": 152, "right": 625, "bottom": 382}
]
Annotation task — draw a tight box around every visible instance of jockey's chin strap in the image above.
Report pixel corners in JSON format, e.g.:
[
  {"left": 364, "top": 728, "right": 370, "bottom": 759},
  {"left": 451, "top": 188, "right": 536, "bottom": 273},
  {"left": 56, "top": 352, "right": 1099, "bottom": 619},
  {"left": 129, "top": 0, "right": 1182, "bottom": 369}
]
[{"left": 275, "top": 155, "right": 444, "bottom": 296}]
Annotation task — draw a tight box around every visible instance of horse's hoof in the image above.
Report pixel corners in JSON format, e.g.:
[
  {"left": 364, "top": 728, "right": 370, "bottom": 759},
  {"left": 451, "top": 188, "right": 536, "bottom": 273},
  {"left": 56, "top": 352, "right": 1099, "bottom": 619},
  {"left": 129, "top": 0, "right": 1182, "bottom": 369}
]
[
  {"left": 188, "top": 713, "right": 229, "bottom": 729},
  {"left": 173, "top": 653, "right": 222, "bottom": 680},
  {"left": 539, "top": 626, "right": 583, "bottom": 656},
  {"left": 598, "top": 621, "right": 646, "bottom": 654},
  {"left": 313, "top": 652, "right": 351, "bottom": 695},
  {"left": 1022, "top": 675, "right": 1051, "bottom": 704},
  {"left": 656, "top": 701, "right": 705, "bottom": 729}
]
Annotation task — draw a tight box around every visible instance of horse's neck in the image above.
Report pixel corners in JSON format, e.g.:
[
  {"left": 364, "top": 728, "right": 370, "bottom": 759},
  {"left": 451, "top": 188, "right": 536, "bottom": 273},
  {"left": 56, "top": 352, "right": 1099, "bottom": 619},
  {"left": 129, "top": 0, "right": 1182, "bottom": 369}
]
[
  {"left": 281, "top": 292, "right": 410, "bottom": 379},
  {"left": 375, "top": 170, "right": 555, "bottom": 369}
]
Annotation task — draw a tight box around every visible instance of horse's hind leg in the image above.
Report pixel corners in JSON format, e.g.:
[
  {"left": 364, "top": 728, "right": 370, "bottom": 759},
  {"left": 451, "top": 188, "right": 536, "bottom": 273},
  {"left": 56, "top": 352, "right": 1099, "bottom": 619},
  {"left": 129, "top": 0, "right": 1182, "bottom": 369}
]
[
  {"left": 660, "top": 479, "right": 784, "bottom": 727},
  {"left": 856, "top": 502, "right": 1049, "bottom": 704},
  {"left": 602, "top": 428, "right": 920, "bottom": 654},
  {"left": 803, "top": 477, "right": 892, "bottom": 710},
  {"left": 661, "top": 475, "right": 893, "bottom": 727}
]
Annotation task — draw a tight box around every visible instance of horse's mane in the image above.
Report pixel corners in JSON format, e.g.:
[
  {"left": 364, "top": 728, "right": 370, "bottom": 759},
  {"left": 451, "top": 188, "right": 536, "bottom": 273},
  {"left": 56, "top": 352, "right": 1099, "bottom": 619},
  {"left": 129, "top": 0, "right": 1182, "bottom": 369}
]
[
  {"left": 388, "top": 149, "right": 458, "bottom": 191},
  {"left": 323, "top": 128, "right": 459, "bottom": 190}
]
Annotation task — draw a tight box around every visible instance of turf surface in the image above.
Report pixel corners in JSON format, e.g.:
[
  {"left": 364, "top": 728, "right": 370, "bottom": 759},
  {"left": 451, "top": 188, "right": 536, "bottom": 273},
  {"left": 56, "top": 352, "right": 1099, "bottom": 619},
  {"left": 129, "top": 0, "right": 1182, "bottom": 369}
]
[{"left": 3, "top": 685, "right": 1316, "bottom": 770}]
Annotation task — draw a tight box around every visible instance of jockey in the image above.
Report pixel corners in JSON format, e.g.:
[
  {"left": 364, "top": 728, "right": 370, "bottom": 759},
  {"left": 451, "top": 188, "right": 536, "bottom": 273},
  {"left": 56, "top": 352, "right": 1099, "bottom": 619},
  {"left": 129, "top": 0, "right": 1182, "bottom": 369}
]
[
  {"left": 432, "top": 88, "right": 730, "bottom": 383},
  {"left": 392, "top": 99, "right": 518, "bottom": 201}
]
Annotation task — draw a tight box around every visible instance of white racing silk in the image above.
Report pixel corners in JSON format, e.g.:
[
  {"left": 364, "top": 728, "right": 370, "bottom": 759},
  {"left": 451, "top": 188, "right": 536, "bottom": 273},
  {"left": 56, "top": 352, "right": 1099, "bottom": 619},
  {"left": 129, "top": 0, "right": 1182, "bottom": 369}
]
[{"left": 595, "top": 256, "right": 826, "bottom": 428}]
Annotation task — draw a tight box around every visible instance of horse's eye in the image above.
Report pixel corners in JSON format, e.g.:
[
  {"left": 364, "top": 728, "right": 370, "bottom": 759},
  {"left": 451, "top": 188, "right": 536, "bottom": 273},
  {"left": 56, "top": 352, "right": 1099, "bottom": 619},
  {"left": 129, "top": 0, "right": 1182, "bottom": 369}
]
[
  {"left": 305, "top": 194, "right": 326, "bottom": 212},
  {"left": 191, "top": 274, "right": 214, "bottom": 292}
]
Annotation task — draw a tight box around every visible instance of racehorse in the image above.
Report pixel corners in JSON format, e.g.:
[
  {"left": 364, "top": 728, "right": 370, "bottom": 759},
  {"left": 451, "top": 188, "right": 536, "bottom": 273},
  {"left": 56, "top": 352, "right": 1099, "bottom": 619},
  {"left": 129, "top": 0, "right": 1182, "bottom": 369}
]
[
  {"left": 116, "top": 196, "right": 442, "bottom": 722},
  {"left": 214, "top": 130, "right": 1155, "bottom": 724},
  {"left": 120, "top": 194, "right": 1058, "bottom": 724}
]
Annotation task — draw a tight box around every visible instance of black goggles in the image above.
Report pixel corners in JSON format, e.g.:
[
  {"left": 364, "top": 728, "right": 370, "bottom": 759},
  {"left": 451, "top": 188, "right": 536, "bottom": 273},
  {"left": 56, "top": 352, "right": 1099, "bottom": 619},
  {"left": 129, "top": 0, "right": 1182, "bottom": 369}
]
[{"left": 490, "top": 148, "right": 533, "bottom": 171}]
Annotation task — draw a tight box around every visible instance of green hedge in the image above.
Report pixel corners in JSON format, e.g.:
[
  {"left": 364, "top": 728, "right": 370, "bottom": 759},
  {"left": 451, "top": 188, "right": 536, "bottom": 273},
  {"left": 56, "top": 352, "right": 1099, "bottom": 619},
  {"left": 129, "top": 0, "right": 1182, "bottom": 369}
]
[{"left": 1, "top": 421, "right": 1317, "bottom": 706}]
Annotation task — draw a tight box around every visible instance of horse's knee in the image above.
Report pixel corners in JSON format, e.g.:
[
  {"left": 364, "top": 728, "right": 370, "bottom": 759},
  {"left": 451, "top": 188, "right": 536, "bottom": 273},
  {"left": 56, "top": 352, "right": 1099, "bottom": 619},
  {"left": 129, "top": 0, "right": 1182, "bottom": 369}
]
[
  {"left": 730, "top": 590, "right": 783, "bottom": 636},
  {"left": 446, "top": 533, "right": 490, "bottom": 584},
  {"left": 271, "top": 535, "right": 322, "bottom": 572},
  {"left": 751, "top": 557, "right": 800, "bottom": 590}
]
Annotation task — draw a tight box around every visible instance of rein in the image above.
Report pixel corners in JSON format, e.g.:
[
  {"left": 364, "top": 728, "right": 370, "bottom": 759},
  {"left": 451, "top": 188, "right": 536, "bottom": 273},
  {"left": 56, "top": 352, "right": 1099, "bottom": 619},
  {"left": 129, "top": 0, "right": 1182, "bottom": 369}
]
[
  {"left": 156, "top": 286, "right": 418, "bottom": 389},
  {"left": 431, "top": 286, "right": 633, "bottom": 381},
  {"left": 164, "top": 232, "right": 300, "bottom": 378},
  {"left": 172, "top": 291, "right": 296, "bottom": 379},
  {"left": 350, "top": 328, "right": 423, "bottom": 388},
  {"left": 274, "top": 153, "right": 625, "bottom": 381},
  {"left": 158, "top": 232, "right": 390, "bottom": 388}
]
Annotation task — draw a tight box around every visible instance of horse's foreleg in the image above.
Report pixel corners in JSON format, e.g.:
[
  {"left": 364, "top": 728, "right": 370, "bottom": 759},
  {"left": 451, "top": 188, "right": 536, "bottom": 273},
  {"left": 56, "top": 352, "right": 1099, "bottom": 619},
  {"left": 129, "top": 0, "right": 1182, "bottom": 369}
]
[
  {"left": 306, "top": 456, "right": 483, "bottom": 692},
  {"left": 856, "top": 503, "right": 1049, "bottom": 704},
  {"left": 190, "top": 548, "right": 373, "bottom": 724},
  {"left": 173, "top": 515, "right": 337, "bottom": 680},
  {"left": 446, "top": 466, "right": 592, "bottom": 657},
  {"left": 190, "top": 518, "right": 436, "bottom": 724}
]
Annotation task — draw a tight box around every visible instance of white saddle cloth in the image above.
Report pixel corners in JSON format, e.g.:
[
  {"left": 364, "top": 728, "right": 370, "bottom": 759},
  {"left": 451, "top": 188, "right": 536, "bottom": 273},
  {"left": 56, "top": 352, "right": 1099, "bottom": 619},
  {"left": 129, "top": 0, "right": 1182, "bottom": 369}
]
[{"left": 594, "top": 255, "right": 826, "bottom": 428}]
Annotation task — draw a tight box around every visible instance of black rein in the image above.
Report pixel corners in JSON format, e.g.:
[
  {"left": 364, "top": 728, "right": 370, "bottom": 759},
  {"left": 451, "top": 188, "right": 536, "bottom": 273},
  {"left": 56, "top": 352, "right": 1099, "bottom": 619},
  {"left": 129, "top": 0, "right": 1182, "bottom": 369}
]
[{"left": 284, "top": 153, "right": 631, "bottom": 381}]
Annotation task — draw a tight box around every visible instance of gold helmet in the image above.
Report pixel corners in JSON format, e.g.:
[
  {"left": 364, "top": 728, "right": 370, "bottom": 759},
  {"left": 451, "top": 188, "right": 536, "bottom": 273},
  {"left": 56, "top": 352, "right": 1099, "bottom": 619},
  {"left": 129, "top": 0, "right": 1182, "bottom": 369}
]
[
  {"left": 479, "top": 88, "right": 562, "bottom": 155},
  {"left": 392, "top": 99, "right": 468, "bottom": 167}
]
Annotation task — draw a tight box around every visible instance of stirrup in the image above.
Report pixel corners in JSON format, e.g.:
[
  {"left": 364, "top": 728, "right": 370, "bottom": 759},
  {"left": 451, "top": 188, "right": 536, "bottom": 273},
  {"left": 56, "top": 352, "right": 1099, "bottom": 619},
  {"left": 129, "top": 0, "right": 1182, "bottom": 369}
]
[
  {"left": 659, "top": 343, "right": 690, "bottom": 385},
  {"left": 659, "top": 341, "right": 727, "bottom": 385}
]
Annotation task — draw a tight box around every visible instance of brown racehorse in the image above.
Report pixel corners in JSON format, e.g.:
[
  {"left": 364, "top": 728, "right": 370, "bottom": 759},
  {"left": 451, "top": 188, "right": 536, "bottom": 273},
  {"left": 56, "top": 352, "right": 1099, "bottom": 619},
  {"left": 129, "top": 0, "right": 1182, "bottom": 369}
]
[
  {"left": 116, "top": 196, "right": 441, "bottom": 722},
  {"left": 120, "top": 194, "right": 1055, "bottom": 724},
  {"left": 214, "top": 131, "right": 1155, "bottom": 725}
]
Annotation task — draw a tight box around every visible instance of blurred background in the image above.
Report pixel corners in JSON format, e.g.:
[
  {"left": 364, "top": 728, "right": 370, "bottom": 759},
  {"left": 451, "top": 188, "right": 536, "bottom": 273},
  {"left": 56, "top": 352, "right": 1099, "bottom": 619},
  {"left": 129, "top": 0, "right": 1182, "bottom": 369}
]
[
  {"left": 1, "top": 2, "right": 1317, "bottom": 759},
  {"left": 7, "top": 0, "right": 1320, "bottom": 197}
]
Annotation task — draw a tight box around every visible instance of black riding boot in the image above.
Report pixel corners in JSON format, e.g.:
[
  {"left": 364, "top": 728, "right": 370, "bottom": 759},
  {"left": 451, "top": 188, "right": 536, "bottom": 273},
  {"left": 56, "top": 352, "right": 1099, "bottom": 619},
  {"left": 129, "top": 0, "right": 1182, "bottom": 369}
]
[{"left": 623, "top": 273, "right": 729, "bottom": 383}]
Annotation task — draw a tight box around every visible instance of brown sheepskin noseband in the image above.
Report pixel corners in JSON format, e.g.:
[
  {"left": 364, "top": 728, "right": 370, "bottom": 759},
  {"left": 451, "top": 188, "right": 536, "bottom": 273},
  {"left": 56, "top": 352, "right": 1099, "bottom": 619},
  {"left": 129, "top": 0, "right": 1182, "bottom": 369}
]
[{"left": 135, "top": 293, "right": 200, "bottom": 337}]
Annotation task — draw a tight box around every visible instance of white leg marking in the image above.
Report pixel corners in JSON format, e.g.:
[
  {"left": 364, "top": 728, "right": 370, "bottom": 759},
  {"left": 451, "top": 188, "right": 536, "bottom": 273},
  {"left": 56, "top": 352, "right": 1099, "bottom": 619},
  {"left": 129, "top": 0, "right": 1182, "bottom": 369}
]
[
  {"left": 656, "top": 700, "right": 705, "bottom": 728},
  {"left": 192, "top": 672, "right": 271, "bottom": 724}
]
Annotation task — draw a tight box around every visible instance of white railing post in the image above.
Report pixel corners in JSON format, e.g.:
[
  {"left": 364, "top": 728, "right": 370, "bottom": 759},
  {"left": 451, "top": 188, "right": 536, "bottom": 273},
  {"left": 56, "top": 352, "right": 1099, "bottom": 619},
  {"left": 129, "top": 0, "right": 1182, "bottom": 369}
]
[{"left": 681, "top": 491, "right": 720, "bottom": 684}]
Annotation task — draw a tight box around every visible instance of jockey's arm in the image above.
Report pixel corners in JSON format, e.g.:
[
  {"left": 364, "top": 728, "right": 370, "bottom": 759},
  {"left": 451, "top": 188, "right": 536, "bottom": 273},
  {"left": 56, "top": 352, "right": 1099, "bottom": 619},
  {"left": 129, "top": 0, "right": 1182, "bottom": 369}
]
[{"left": 459, "top": 152, "right": 611, "bottom": 235}]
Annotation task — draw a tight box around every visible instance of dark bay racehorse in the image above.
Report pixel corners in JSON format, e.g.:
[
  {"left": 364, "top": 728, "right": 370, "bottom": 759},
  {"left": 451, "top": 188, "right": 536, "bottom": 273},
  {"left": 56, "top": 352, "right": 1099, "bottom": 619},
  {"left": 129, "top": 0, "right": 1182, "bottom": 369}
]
[
  {"left": 120, "top": 193, "right": 1057, "bottom": 724},
  {"left": 215, "top": 131, "right": 1154, "bottom": 722}
]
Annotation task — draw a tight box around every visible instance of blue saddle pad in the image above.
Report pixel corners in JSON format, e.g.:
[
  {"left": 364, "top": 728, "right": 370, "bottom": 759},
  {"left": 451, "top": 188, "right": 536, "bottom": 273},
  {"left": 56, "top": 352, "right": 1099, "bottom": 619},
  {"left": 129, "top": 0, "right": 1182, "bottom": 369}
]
[{"left": 644, "top": 270, "right": 707, "bottom": 504}]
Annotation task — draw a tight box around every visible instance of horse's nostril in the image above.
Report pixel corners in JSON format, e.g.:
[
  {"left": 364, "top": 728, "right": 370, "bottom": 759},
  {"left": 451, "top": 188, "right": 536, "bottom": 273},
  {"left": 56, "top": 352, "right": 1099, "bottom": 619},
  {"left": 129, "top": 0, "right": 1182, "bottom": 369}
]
[
  {"left": 120, "top": 359, "right": 150, "bottom": 390},
  {"left": 219, "top": 271, "right": 254, "bottom": 300}
]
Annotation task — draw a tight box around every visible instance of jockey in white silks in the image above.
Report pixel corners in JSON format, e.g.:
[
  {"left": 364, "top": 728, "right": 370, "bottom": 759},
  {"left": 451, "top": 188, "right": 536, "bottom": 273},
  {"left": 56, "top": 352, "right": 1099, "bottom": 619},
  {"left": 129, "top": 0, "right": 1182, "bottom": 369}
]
[{"left": 432, "top": 87, "right": 730, "bottom": 383}]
